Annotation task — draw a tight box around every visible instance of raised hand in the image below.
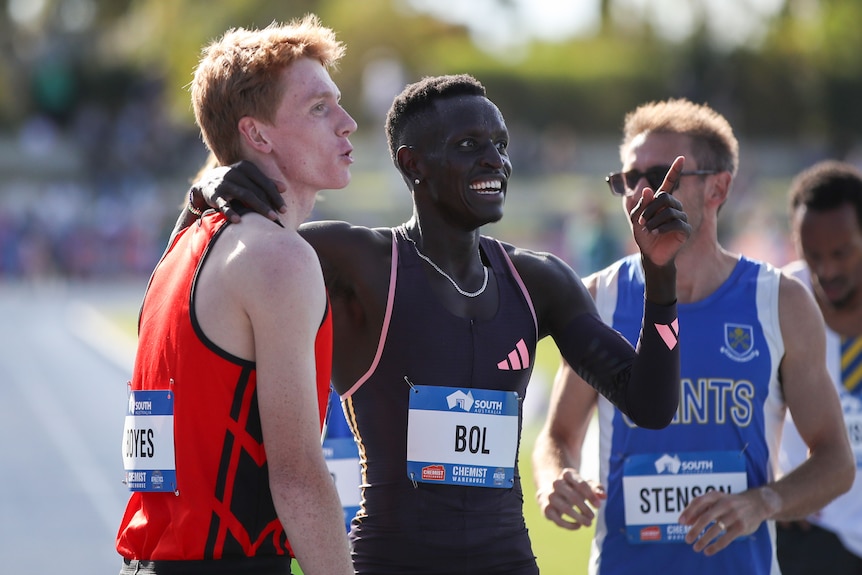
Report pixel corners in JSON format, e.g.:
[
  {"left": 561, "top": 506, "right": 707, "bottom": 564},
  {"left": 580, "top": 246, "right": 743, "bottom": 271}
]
[{"left": 629, "top": 156, "right": 691, "bottom": 267}]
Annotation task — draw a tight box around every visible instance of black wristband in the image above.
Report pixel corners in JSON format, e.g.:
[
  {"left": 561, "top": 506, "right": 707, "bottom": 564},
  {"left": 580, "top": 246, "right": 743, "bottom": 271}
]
[{"left": 642, "top": 299, "right": 678, "bottom": 326}]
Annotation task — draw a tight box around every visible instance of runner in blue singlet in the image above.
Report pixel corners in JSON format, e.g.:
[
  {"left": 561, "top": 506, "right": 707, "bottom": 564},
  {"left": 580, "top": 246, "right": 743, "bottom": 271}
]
[{"left": 533, "top": 98, "right": 853, "bottom": 575}]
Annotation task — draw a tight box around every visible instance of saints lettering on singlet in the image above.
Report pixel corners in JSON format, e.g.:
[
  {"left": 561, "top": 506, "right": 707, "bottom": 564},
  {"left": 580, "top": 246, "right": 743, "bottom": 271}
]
[{"left": 622, "top": 378, "right": 755, "bottom": 428}]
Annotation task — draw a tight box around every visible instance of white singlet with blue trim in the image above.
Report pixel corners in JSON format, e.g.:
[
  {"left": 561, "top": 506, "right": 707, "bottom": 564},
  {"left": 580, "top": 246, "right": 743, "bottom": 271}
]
[
  {"left": 589, "top": 254, "right": 785, "bottom": 575},
  {"left": 778, "top": 260, "right": 862, "bottom": 558}
]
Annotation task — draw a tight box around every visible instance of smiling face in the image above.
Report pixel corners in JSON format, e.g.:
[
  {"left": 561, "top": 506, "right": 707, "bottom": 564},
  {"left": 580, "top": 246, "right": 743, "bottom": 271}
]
[
  {"left": 256, "top": 57, "right": 357, "bottom": 194},
  {"left": 795, "top": 202, "right": 862, "bottom": 310},
  {"left": 413, "top": 94, "right": 512, "bottom": 229}
]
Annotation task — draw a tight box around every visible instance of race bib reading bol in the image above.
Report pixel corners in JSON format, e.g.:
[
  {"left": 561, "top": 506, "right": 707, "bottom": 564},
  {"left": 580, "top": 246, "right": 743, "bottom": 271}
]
[{"left": 406, "top": 385, "right": 519, "bottom": 488}]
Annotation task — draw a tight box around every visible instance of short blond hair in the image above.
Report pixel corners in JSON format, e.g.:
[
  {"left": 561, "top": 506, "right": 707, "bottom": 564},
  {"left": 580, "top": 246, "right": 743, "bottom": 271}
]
[
  {"left": 190, "top": 14, "right": 345, "bottom": 165},
  {"left": 621, "top": 98, "right": 739, "bottom": 177}
]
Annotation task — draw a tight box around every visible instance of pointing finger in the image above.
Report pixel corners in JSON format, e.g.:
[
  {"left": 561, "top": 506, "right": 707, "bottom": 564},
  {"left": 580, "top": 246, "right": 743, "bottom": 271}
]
[{"left": 657, "top": 156, "right": 686, "bottom": 195}]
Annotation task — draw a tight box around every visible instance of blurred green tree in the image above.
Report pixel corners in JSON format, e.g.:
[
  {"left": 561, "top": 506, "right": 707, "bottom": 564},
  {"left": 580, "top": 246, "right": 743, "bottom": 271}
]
[{"left": 0, "top": 0, "right": 860, "bottom": 156}]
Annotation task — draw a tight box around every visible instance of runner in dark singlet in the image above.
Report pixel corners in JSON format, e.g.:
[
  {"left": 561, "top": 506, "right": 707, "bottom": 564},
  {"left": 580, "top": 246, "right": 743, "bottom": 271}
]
[
  {"left": 341, "top": 228, "right": 537, "bottom": 573},
  {"left": 182, "top": 73, "right": 691, "bottom": 574}
]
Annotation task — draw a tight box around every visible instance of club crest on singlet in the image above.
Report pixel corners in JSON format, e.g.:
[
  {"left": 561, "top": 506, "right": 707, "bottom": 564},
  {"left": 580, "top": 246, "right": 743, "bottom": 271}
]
[
  {"left": 406, "top": 385, "right": 519, "bottom": 488},
  {"left": 721, "top": 323, "right": 759, "bottom": 362}
]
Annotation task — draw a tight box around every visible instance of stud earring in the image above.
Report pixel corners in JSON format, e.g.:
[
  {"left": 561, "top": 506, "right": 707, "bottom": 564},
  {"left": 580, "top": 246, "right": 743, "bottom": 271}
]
[{"left": 414, "top": 178, "right": 420, "bottom": 185}]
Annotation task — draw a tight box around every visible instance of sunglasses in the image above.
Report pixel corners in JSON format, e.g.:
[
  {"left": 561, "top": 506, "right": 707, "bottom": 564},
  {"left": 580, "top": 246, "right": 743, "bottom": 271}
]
[{"left": 605, "top": 165, "right": 719, "bottom": 196}]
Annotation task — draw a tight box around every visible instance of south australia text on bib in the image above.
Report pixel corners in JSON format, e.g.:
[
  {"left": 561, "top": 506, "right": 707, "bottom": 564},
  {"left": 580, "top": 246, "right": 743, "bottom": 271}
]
[
  {"left": 406, "top": 385, "right": 519, "bottom": 488},
  {"left": 122, "top": 389, "right": 177, "bottom": 492}
]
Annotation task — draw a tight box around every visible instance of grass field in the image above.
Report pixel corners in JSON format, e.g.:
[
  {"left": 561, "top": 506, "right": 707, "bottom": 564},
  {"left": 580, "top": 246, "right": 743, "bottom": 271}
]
[
  {"left": 520, "top": 428, "right": 595, "bottom": 575},
  {"left": 516, "top": 338, "right": 594, "bottom": 575}
]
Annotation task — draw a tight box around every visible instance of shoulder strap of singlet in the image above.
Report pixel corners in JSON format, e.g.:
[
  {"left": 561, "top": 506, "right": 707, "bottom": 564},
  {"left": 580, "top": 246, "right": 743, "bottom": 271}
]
[
  {"left": 340, "top": 227, "right": 400, "bottom": 398},
  {"left": 485, "top": 237, "right": 538, "bottom": 340}
]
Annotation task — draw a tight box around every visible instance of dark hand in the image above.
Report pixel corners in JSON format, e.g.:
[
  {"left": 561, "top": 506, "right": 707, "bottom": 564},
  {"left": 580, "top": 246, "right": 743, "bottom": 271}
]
[
  {"left": 189, "top": 160, "right": 285, "bottom": 223},
  {"left": 629, "top": 156, "right": 691, "bottom": 267}
]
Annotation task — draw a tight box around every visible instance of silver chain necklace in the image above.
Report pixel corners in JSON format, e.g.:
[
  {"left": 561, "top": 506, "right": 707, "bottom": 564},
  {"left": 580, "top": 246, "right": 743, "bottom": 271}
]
[{"left": 402, "top": 233, "right": 488, "bottom": 298}]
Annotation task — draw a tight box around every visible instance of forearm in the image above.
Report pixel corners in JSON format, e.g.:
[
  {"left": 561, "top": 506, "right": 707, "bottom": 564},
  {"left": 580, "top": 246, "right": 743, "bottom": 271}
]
[
  {"left": 641, "top": 255, "right": 676, "bottom": 305},
  {"left": 624, "top": 299, "right": 680, "bottom": 428},
  {"left": 171, "top": 203, "right": 199, "bottom": 241},
  {"left": 556, "top": 305, "right": 679, "bottom": 430},
  {"left": 533, "top": 427, "right": 581, "bottom": 488},
  {"left": 273, "top": 468, "right": 353, "bottom": 574},
  {"left": 161, "top": 189, "right": 203, "bottom": 254},
  {"left": 153, "top": 200, "right": 198, "bottom": 266},
  {"left": 533, "top": 357, "right": 597, "bottom": 492},
  {"left": 762, "top": 443, "right": 854, "bottom": 522}
]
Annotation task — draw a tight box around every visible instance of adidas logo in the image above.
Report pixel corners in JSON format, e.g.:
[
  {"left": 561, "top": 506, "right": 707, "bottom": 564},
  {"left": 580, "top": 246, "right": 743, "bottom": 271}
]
[{"left": 497, "top": 339, "right": 530, "bottom": 371}]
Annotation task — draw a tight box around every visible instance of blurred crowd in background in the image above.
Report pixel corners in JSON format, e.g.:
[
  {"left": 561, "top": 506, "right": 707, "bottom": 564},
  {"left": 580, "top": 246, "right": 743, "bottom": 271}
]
[
  {"left": 2, "top": 0, "right": 861, "bottom": 282},
  {"left": 0, "top": 76, "right": 200, "bottom": 279},
  {"left": 0, "top": 86, "right": 202, "bottom": 280}
]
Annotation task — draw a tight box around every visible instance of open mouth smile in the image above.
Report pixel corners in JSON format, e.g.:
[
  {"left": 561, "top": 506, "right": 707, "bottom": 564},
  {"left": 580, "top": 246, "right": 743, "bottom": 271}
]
[{"left": 470, "top": 180, "right": 503, "bottom": 194}]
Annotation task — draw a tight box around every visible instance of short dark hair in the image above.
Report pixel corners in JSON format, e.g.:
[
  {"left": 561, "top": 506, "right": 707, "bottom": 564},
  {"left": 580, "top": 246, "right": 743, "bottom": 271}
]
[
  {"left": 384, "top": 74, "right": 486, "bottom": 162},
  {"left": 789, "top": 160, "right": 862, "bottom": 229}
]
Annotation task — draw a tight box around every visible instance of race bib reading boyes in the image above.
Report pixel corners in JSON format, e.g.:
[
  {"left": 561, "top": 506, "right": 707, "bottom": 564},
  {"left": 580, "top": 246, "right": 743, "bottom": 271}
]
[
  {"left": 622, "top": 450, "right": 748, "bottom": 544},
  {"left": 122, "top": 390, "right": 177, "bottom": 492},
  {"left": 406, "top": 385, "right": 519, "bottom": 488}
]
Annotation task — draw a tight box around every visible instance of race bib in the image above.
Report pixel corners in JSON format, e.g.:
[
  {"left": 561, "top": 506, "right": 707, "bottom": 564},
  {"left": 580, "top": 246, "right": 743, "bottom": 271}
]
[
  {"left": 122, "top": 389, "right": 177, "bottom": 492},
  {"left": 842, "top": 395, "right": 862, "bottom": 467},
  {"left": 622, "top": 450, "right": 747, "bottom": 544},
  {"left": 323, "top": 436, "right": 361, "bottom": 529},
  {"left": 406, "top": 386, "right": 519, "bottom": 488}
]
